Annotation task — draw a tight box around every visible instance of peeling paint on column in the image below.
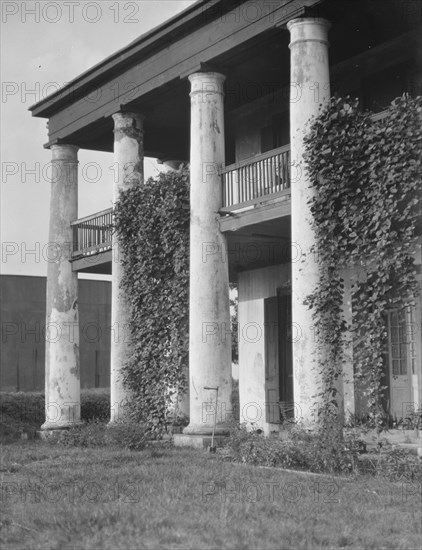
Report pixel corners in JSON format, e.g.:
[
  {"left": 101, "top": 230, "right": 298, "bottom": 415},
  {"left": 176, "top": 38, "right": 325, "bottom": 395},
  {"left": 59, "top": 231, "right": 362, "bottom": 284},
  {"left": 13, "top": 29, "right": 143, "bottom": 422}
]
[
  {"left": 288, "top": 18, "right": 331, "bottom": 426},
  {"left": 42, "top": 144, "right": 80, "bottom": 430},
  {"left": 184, "top": 72, "right": 232, "bottom": 436}
]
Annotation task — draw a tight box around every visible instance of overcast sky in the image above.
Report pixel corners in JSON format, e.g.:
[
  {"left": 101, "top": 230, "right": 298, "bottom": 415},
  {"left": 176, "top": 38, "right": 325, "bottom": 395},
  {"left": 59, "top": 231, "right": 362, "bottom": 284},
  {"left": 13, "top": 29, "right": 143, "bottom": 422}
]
[{"left": 1, "top": 0, "right": 194, "bottom": 279}]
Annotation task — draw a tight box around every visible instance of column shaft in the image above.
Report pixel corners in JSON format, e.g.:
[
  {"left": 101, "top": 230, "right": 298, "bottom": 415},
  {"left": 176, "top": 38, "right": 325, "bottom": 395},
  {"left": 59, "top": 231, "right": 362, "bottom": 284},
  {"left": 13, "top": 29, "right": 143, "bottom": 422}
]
[
  {"left": 42, "top": 144, "right": 80, "bottom": 430},
  {"left": 110, "top": 111, "right": 144, "bottom": 422},
  {"left": 288, "top": 18, "right": 331, "bottom": 424},
  {"left": 184, "top": 72, "right": 232, "bottom": 435}
]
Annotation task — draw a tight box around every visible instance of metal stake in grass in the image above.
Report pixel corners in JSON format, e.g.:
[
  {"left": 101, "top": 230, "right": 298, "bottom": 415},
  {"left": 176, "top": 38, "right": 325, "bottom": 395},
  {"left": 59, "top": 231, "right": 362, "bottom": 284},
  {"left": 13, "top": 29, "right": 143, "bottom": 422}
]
[{"left": 204, "top": 386, "right": 219, "bottom": 453}]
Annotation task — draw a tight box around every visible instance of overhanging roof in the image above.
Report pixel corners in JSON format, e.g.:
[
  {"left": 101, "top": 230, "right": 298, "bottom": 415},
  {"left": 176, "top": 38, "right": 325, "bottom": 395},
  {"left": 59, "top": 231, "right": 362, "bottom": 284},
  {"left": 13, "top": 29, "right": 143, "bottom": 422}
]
[{"left": 29, "top": 0, "right": 316, "bottom": 119}]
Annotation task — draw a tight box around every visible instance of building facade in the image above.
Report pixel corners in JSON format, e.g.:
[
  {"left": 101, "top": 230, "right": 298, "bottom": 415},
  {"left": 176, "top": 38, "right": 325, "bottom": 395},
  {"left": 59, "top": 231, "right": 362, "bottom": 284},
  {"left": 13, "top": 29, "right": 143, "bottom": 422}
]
[
  {"left": 29, "top": 0, "right": 421, "bottom": 435},
  {"left": 0, "top": 275, "right": 111, "bottom": 392}
]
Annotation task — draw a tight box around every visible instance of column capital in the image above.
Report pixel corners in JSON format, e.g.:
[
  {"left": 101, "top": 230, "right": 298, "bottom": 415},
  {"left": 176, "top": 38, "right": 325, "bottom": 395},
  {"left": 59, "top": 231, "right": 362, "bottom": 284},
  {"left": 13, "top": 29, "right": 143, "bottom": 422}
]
[
  {"left": 287, "top": 17, "right": 331, "bottom": 48},
  {"left": 188, "top": 71, "right": 226, "bottom": 97},
  {"left": 50, "top": 143, "right": 79, "bottom": 161},
  {"left": 112, "top": 111, "right": 144, "bottom": 140},
  {"left": 112, "top": 110, "right": 145, "bottom": 124}
]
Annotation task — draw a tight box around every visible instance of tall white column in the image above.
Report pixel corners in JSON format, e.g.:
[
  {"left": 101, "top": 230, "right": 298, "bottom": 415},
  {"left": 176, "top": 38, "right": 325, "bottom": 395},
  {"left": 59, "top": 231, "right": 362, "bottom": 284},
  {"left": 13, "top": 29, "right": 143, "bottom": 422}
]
[
  {"left": 42, "top": 144, "right": 80, "bottom": 430},
  {"left": 110, "top": 111, "right": 144, "bottom": 423},
  {"left": 184, "top": 72, "right": 232, "bottom": 435},
  {"left": 287, "top": 18, "right": 331, "bottom": 425}
]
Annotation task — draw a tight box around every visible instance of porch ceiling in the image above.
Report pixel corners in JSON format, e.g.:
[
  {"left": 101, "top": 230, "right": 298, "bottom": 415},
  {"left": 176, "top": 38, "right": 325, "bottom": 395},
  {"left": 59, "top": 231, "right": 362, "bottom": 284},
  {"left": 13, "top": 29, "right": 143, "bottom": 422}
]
[
  {"left": 227, "top": 215, "right": 291, "bottom": 282},
  {"left": 31, "top": 0, "right": 420, "bottom": 159},
  {"left": 44, "top": 27, "right": 291, "bottom": 159}
]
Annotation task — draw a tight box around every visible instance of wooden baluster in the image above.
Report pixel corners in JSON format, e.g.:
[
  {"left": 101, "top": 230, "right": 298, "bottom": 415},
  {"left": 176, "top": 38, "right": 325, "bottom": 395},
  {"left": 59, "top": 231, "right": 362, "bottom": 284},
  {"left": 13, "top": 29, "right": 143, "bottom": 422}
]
[
  {"left": 277, "top": 154, "right": 281, "bottom": 191},
  {"left": 282, "top": 151, "right": 286, "bottom": 188},
  {"left": 227, "top": 173, "right": 230, "bottom": 206},
  {"left": 268, "top": 157, "right": 272, "bottom": 194},
  {"left": 248, "top": 165, "right": 251, "bottom": 201},
  {"left": 286, "top": 151, "right": 292, "bottom": 187},
  {"left": 249, "top": 163, "right": 252, "bottom": 199},
  {"left": 251, "top": 163, "right": 254, "bottom": 199},
  {"left": 252, "top": 163, "right": 255, "bottom": 199},
  {"left": 244, "top": 165, "right": 248, "bottom": 202}
]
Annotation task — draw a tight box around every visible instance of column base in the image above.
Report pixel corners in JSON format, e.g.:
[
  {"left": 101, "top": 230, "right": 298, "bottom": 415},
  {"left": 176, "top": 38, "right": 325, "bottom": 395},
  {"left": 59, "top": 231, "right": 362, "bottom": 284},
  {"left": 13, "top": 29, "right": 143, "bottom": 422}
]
[
  {"left": 182, "top": 423, "right": 231, "bottom": 436},
  {"left": 37, "top": 422, "right": 83, "bottom": 440},
  {"left": 40, "top": 420, "right": 83, "bottom": 431},
  {"left": 173, "top": 433, "right": 228, "bottom": 449}
]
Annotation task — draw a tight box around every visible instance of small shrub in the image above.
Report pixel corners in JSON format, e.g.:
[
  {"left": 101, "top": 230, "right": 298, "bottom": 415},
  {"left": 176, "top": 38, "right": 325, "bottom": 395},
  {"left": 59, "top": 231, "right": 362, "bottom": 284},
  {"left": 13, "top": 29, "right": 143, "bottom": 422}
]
[
  {"left": 222, "top": 424, "right": 363, "bottom": 474},
  {"left": 81, "top": 389, "right": 110, "bottom": 422},
  {"left": 46, "top": 420, "right": 149, "bottom": 451},
  {"left": 373, "top": 447, "right": 422, "bottom": 482},
  {"left": 0, "top": 389, "right": 111, "bottom": 442},
  {"left": 48, "top": 420, "right": 108, "bottom": 447},
  {"left": 394, "top": 407, "right": 422, "bottom": 431},
  {"left": 222, "top": 424, "right": 421, "bottom": 479},
  {"left": 0, "top": 392, "right": 45, "bottom": 426},
  {"left": 106, "top": 422, "right": 149, "bottom": 450}
]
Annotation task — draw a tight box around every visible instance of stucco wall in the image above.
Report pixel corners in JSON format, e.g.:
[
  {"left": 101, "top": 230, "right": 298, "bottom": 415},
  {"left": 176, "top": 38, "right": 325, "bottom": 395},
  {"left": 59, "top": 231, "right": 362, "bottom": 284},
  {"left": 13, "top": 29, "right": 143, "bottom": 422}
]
[
  {"left": 0, "top": 275, "right": 111, "bottom": 392},
  {"left": 238, "top": 264, "right": 290, "bottom": 433}
]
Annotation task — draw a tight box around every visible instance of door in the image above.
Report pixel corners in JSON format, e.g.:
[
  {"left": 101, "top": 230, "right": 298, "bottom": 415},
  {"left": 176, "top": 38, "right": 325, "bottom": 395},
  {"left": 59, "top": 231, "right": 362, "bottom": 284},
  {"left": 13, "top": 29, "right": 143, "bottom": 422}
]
[
  {"left": 264, "top": 297, "right": 279, "bottom": 423},
  {"left": 278, "top": 293, "right": 294, "bottom": 419},
  {"left": 386, "top": 307, "right": 414, "bottom": 420},
  {"left": 264, "top": 293, "right": 293, "bottom": 423}
]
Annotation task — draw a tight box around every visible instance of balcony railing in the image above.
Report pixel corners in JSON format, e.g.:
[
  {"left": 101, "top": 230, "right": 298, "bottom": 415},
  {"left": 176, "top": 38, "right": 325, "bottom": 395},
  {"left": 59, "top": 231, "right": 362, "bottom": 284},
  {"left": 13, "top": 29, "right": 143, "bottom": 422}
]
[
  {"left": 221, "top": 145, "right": 291, "bottom": 211},
  {"left": 70, "top": 146, "right": 292, "bottom": 258},
  {"left": 71, "top": 208, "right": 113, "bottom": 259}
]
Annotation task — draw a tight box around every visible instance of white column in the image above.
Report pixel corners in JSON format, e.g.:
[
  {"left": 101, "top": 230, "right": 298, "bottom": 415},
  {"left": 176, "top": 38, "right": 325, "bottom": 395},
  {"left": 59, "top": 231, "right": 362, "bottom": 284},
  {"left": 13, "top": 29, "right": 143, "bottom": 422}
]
[
  {"left": 42, "top": 144, "right": 80, "bottom": 430},
  {"left": 110, "top": 111, "right": 144, "bottom": 423},
  {"left": 184, "top": 72, "right": 232, "bottom": 435},
  {"left": 287, "top": 18, "right": 331, "bottom": 425}
]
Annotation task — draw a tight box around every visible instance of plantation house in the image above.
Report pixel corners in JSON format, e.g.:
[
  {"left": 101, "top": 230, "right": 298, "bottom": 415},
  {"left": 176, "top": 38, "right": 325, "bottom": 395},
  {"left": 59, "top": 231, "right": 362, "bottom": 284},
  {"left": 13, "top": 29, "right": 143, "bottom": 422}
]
[{"left": 30, "top": 0, "right": 421, "bottom": 439}]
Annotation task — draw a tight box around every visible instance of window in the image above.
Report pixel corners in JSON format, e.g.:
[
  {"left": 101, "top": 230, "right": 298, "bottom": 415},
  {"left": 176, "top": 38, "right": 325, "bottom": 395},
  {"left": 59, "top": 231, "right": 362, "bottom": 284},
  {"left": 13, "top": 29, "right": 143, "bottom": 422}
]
[{"left": 386, "top": 306, "right": 415, "bottom": 376}]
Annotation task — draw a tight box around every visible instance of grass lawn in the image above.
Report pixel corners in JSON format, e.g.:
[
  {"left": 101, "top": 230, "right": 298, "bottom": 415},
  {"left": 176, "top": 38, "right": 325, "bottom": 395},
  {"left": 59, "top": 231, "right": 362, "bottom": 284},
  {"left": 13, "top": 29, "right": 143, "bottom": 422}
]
[{"left": 0, "top": 441, "right": 421, "bottom": 550}]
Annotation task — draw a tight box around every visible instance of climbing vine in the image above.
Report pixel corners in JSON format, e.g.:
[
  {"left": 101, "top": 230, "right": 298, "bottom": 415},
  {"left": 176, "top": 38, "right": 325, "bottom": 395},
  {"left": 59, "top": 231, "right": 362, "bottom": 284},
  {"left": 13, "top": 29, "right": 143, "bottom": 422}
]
[
  {"left": 113, "top": 167, "right": 190, "bottom": 436},
  {"left": 304, "top": 95, "right": 421, "bottom": 429}
]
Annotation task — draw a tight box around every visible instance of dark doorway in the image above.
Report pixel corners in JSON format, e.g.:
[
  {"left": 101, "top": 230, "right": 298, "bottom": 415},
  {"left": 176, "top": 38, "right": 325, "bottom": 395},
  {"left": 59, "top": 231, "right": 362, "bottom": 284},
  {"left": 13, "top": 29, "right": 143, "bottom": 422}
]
[{"left": 264, "top": 292, "right": 293, "bottom": 423}]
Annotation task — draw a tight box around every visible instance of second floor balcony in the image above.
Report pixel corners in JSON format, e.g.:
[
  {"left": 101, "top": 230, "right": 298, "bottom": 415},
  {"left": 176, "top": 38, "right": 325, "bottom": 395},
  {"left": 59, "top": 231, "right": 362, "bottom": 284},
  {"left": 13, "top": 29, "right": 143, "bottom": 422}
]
[
  {"left": 71, "top": 208, "right": 113, "bottom": 273},
  {"left": 70, "top": 145, "right": 292, "bottom": 272},
  {"left": 221, "top": 145, "right": 291, "bottom": 212}
]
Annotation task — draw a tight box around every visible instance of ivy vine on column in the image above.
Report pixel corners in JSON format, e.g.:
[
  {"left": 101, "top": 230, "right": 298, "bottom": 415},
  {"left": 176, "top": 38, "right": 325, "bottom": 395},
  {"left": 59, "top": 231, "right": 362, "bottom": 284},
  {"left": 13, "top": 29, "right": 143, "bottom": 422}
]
[{"left": 304, "top": 95, "right": 421, "bottom": 429}]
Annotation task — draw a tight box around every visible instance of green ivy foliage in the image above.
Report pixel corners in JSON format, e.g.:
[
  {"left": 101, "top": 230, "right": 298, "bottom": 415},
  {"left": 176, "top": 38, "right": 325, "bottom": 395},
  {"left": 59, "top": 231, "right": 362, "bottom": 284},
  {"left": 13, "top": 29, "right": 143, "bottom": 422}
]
[
  {"left": 113, "top": 167, "right": 190, "bottom": 436},
  {"left": 304, "top": 95, "right": 421, "bottom": 428}
]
